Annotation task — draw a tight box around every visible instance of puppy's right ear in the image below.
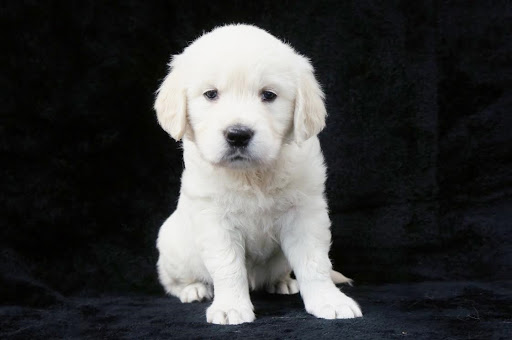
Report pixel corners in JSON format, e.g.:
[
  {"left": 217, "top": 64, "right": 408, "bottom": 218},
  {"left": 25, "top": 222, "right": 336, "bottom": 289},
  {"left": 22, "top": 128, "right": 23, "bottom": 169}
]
[{"left": 154, "top": 56, "right": 187, "bottom": 141}]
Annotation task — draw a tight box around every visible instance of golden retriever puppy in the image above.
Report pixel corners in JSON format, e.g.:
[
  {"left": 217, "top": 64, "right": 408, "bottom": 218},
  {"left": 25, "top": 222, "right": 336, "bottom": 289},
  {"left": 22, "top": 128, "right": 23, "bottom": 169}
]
[{"left": 155, "top": 24, "right": 362, "bottom": 325}]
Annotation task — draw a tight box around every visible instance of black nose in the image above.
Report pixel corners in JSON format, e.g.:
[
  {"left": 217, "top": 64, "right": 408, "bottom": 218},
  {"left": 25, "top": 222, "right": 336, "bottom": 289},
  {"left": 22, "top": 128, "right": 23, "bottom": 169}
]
[{"left": 225, "top": 125, "right": 254, "bottom": 147}]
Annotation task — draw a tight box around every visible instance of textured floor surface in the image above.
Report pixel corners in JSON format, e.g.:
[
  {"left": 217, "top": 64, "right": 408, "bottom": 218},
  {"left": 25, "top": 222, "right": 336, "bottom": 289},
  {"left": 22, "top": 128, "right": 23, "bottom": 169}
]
[{"left": 2, "top": 281, "right": 510, "bottom": 340}]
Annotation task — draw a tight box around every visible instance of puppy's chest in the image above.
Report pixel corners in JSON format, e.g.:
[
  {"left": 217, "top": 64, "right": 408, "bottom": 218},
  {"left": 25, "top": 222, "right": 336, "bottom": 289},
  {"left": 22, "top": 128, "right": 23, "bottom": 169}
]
[
  {"left": 217, "top": 189, "right": 293, "bottom": 260},
  {"left": 217, "top": 187, "right": 293, "bottom": 222}
]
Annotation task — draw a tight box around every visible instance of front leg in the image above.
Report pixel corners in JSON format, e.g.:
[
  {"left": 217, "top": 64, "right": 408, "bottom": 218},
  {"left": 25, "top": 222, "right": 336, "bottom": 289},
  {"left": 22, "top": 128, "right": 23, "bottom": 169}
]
[
  {"left": 198, "top": 220, "right": 255, "bottom": 325},
  {"left": 280, "top": 203, "right": 362, "bottom": 319}
]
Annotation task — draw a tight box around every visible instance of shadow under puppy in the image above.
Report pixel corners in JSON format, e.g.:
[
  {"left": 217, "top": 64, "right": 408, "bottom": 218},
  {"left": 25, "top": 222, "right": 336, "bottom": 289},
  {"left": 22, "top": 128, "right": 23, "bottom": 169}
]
[{"left": 154, "top": 24, "right": 362, "bottom": 325}]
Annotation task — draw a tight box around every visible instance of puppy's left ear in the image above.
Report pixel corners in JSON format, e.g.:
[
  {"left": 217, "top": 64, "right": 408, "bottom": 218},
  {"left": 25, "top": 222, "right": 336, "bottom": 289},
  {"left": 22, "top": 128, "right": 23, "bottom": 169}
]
[{"left": 293, "top": 59, "right": 327, "bottom": 143}]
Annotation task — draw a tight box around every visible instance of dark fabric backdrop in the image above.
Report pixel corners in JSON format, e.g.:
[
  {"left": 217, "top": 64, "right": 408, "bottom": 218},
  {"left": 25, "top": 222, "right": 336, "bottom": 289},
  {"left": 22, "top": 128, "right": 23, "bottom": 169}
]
[{"left": 2, "top": 1, "right": 511, "bottom": 339}]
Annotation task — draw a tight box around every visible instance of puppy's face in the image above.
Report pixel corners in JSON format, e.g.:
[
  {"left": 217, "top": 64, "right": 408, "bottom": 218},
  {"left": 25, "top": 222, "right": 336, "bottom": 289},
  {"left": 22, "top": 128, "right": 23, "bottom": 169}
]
[
  {"left": 155, "top": 25, "right": 327, "bottom": 169},
  {"left": 185, "top": 51, "right": 297, "bottom": 168}
]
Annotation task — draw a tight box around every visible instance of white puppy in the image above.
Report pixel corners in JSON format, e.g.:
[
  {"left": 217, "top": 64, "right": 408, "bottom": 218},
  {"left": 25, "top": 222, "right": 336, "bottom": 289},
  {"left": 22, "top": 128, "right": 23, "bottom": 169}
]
[{"left": 154, "top": 24, "right": 362, "bottom": 325}]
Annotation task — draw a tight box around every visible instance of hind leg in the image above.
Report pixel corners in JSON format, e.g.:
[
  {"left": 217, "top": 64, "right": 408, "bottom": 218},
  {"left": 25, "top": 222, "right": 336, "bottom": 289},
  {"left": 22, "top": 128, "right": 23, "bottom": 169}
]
[
  {"left": 248, "top": 249, "right": 299, "bottom": 295},
  {"left": 157, "top": 258, "right": 213, "bottom": 302},
  {"left": 157, "top": 212, "right": 213, "bottom": 303},
  {"left": 179, "top": 282, "right": 213, "bottom": 302},
  {"left": 266, "top": 274, "right": 299, "bottom": 294}
]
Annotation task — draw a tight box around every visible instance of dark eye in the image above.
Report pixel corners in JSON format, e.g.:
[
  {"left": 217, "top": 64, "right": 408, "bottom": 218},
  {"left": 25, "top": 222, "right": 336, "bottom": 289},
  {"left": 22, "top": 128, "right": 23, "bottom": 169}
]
[
  {"left": 261, "top": 90, "right": 277, "bottom": 102},
  {"left": 203, "top": 89, "right": 218, "bottom": 100}
]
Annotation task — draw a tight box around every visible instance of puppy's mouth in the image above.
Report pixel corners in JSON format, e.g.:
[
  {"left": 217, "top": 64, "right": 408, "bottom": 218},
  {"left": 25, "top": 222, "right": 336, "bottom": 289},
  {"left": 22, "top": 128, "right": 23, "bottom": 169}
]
[
  {"left": 221, "top": 148, "right": 256, "bottom": 167},
  {"left": 230, "top": 155, "right": 248, "bottom": 161}
]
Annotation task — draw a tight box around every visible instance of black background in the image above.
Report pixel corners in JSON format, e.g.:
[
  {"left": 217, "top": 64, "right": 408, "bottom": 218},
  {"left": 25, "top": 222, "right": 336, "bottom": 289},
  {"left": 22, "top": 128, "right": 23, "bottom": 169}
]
[{"left": 2, "top": 1, "right": 511, "bottom": 339}]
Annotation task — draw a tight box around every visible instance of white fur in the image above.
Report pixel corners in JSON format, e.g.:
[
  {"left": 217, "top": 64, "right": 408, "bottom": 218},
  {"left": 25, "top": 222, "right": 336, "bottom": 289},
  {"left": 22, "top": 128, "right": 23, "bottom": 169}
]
[{"left": 155, "top": 24, "right": 362, "bottom": 325}]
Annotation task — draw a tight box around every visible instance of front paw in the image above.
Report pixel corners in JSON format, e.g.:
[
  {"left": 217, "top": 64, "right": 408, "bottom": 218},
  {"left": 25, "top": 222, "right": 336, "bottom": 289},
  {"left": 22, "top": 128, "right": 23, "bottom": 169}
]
[
  {"left": 304, "top": 287, "right": 362, "bottom": 319},
  {"left": 206, "top": 302, "right": 255, "bottom": 325}
]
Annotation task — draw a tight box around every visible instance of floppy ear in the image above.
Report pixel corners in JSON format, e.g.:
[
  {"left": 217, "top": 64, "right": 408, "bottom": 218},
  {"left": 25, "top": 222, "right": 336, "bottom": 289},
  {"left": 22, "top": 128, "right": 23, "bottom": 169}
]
[
  {"left": 154, "top": 57, "right": 187, "bottom": 141},
  {"left": 293, "top": 61, "right": 327, "bottom": 143}
]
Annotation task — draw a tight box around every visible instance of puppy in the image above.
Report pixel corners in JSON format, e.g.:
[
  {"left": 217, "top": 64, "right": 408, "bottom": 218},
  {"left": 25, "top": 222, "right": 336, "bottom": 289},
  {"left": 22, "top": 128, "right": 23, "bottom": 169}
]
[{"left": 154, "top": 24, "right": 362, "bottom": 325}]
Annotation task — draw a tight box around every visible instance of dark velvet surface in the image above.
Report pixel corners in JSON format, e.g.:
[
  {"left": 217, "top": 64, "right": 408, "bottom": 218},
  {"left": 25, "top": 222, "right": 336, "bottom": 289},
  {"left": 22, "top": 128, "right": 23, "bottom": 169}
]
[
  {"left": 2, "top": 1, "right": 511, "bottom": 339},
  {"left": 2, "top": 282, "right": 511, "bottom": 339}
]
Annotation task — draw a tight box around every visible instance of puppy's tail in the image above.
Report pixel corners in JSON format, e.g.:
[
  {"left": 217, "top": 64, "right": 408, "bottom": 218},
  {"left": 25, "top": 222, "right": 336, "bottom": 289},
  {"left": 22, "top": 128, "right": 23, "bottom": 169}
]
[{"left": 331, "top": 270, "right": 353, "bottom": 286}]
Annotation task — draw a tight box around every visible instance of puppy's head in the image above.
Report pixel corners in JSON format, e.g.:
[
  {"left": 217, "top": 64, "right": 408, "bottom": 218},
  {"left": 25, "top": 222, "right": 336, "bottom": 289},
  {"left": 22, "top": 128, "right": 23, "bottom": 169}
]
[{"left": 155, "top": 24, "right": 326, "bottom": 169}]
